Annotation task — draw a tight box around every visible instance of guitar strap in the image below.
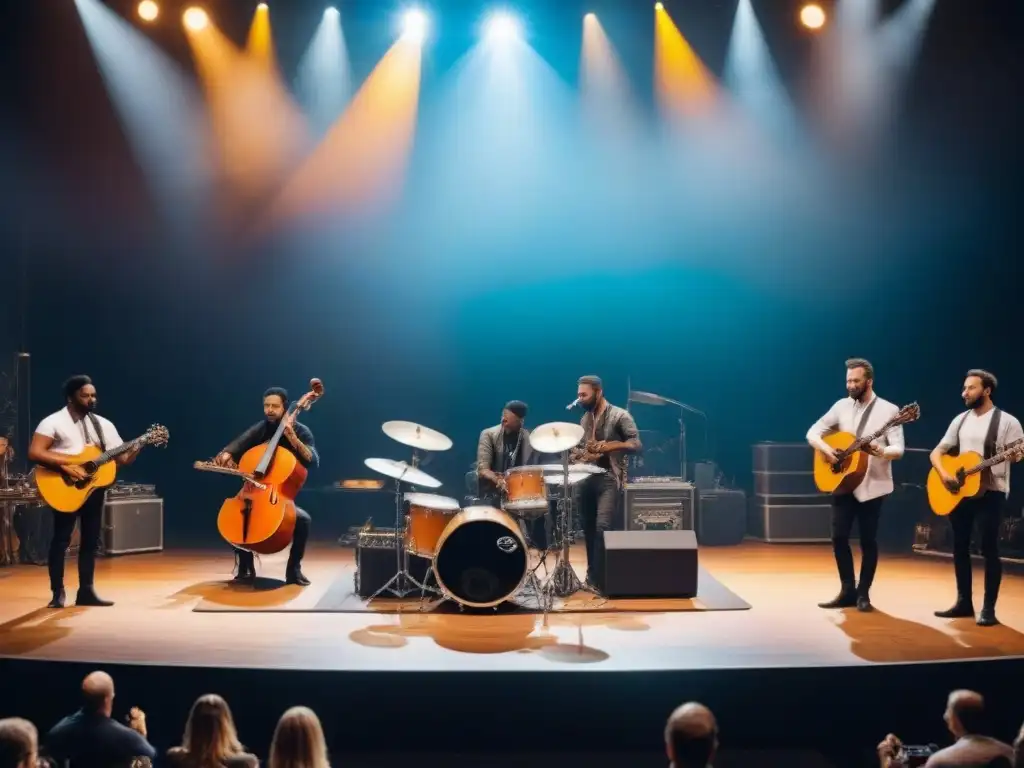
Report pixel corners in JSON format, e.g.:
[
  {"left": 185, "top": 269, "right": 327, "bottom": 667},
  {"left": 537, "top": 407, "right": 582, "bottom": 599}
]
[
  {"left": 87, "top": 413, "right": 107, "bottom": 452},
  {"left": 854, "top": 398, "right": 878, "bottom": 438}
]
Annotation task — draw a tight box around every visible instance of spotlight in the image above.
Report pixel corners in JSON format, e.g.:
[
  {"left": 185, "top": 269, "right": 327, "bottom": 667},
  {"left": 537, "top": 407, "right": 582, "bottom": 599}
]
[
  {"left": 484, "top": 11, "right": 521, "bottom": 41},
  {"left": 137, "top": 0, "right": 159, "bottom": 22},
  {"left": 183, "top": 6, "right": 209, "bottom": 31},
  {"left": 584, "top": 12, "right": 596, "bottom": 22},
  {"left": 325, "top": 6, "right": 339, "bottom": 16},
  {"left": 257, "top": 2, "right": 268, "bottom": 10},
  {"left": 655, "top": 2, "right": 664, "bottom": 10},
  {"left": 401, "top": 8, "right": 428, "bottom": 42},
  {"left": 799, "top": 3, "right": 826, "bottom": 30}
]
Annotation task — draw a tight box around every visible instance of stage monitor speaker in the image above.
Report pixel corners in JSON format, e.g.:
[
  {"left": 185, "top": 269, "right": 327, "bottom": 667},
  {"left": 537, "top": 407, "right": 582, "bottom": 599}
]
[
  {"left": 601, "top": 530, "right": 698, "bottom": 598},
  {"left": 697, "top": 489, "right": 746, "bottom": 546}
]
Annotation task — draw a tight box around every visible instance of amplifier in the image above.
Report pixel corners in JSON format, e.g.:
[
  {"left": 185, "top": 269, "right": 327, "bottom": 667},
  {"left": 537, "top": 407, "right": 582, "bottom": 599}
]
[
  {"left": 355, "top": 528, "right": 430, "bottom": 598},
  {"left": 697, "top": 489, "right": 746, "bottom": 546},
  {"left": 748, "top": 494, "right": 836, "bottom": 543},
  {"left": 754, "top": 442, "right": 816, "bottom": 473},
  {"left": 602, "top": 530, "right": 698, "bottom": 598},
  {"left": 624, "top": 480, "right": 696, "bottom": 531},
  {"left": 754, "top": 471, "right": 822, "bottom": 497},
  {"left": 102, "top": 497, "right": 164, "bottom": 555}
]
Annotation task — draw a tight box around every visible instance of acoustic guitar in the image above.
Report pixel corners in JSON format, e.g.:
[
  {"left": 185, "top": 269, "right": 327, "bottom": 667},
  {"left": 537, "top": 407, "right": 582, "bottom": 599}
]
[
  {"left": 812, "top": 403, "right": 920, "bottom": 494},
  {"left": 34, "top": 424, "right": 170, "bottom": 512},
  {"left": 197, "top": 379, "right": 323, "bottom": 555},
  {"left": 927, "top": 438, "right": 1024, "bottom": 516}
]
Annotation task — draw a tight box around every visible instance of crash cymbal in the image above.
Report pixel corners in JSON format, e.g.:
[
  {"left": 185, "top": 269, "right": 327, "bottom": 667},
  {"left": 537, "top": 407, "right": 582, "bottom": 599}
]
[
  {"left": 528, "top": 422, "right": 585, "bottom": 454},
  {"left": 404, "top": 492, "right": 459, "bottom": 509},
  {"left": 382, "top": 421, "right": 453, "bottom": 451},
  {"left": 363, "top": 458, "right": 442, "bottom": 488},
  {"left": 534, "top": 463, "right": 606, "bottom": 475}
]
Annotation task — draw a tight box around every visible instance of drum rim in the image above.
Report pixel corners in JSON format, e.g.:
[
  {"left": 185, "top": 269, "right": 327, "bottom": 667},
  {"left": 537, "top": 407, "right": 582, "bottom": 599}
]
[
  {"left": 431, "top": 508, "right": 528, "bottom": 608},
  {"left": 404, "top": 492, "right": 460, "bottom": 510},
  {"left": 505, "top": 466, "right": 544, "bottom": 475}
]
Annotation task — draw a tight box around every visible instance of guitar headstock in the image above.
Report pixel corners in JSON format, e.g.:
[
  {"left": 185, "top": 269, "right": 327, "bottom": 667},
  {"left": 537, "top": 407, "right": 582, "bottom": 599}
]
[
  {"left": 294, "top": 378, "right": 325, "bottom": 412},
  {"left": 893, "top": 402, "right": 920, "bottom": 426},
  {"left": 142, "top": 424, "right": 170, "bottom": 448}
]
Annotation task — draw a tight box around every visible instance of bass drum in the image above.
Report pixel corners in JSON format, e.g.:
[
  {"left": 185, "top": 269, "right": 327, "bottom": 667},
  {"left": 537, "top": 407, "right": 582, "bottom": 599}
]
[{"left": 433, "top": 506, "right": 528, "bottom": 608}]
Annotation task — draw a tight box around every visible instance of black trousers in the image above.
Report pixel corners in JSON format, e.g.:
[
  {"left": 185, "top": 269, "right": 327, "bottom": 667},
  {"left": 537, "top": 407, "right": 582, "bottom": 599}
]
[
  {"left": 830, "top": 493, "right": 883, "bottom": 596},
  {"left": 235, "top": 506, "right": 311, "bottom": 573},
  {"left": 578, "top": 473, "right": 622, "bottom": 586},
  {"left": 49, "top": 491, "right": 105, "bottom": 593},
  {"left": 949, "top": 490, "right": 1004, "bottom": 607}
]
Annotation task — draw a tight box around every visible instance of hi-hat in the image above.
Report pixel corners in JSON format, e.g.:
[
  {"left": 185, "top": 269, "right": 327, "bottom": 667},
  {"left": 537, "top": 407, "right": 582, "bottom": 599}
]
[
  {"left": 382, "top": 421, "right": 453, "bottom": 451},
  {"left": 364, "top": 458, "right": 442, "bottom": 488},
  {"left": 529, "top": 422, "right": 585, "bottom": 454}
]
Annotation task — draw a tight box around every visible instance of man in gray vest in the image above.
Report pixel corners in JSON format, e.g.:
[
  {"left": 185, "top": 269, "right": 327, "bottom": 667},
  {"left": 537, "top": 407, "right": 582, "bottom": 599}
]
[
  {"left": 930, "top": 369, "right": 1024, "bottom": 626},
  {"left": 476, "top": 401, "right": 532, "bottom": 506}
]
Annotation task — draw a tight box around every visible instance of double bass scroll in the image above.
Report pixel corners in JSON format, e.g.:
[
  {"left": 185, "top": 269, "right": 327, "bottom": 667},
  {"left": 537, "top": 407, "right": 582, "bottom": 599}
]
[{"left": 214, "top": 378, "right": 324, "bottom": 555}]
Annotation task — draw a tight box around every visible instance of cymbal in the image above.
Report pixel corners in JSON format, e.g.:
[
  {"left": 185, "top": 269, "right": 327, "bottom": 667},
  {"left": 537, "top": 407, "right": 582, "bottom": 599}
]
[
  {"left": 404, "top": 492, "right": 459, "bottom": 509},
  {"left": 533, "top": 463, "right": 606, "bottom": 475},
  {"left": 363, "top": 458, "right": 442, "bottom": 488},
  {"left": 382, "top": 421, "right": 453, "bottom": 452},
  {"left": 528, "top": 422, "right": 585, "bottom": 454}
]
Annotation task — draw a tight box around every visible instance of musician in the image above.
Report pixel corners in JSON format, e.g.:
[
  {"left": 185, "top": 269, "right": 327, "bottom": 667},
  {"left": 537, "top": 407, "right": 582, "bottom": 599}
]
[
  {"left": 806, "top": 358, "right": 904, "bottom": 612},
  {"left": 930, "top": 370, "right": 1024, "bottom": 626},
  {"left": 476, "top": 401, "right": 546, "bottom": 546},
  {"left": 572, "top": 376, "right": 641, "bottom": 591},
  {"left": 213, "top": 387, "right": 318, "bottom": 586},
  {"left": 0, "top": 433, "right": 12, "bottom": 485},
  {"left": 27, "top": 376, "right": 141, "bottom": 608}
]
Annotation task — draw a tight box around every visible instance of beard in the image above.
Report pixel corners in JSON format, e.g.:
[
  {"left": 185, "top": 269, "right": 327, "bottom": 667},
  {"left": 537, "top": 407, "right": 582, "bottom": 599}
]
[
  {"left": 580, "top": 400, "right": 597, "bottom": 411},
  {"left": 964, "top": 394, "right": 984, "bottom": 409},
  {"left": 847, "top": 386, "right": 866, "bottom": 401},
  {"left": 83, "top": 401, "right": 97, "bottom": 413}
]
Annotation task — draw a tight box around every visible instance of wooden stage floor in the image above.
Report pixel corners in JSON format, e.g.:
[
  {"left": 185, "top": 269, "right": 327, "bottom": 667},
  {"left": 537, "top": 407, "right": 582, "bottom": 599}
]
[{"left": 3, "top": 541, "right": 1024, "bottom": 672}]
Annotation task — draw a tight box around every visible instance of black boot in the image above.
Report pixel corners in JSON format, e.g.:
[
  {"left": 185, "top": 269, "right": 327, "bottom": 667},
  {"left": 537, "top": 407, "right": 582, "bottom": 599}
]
[
  {"left": 75, "top": 586, "right": 114, "bottom": 607},
  {"left": 285, "top": 565, "right": 310, "bottom": 586},
  {"left": 232, "top": 551, "right": 256, "bottom": 583},
  {"left": 978, "top": 599, "right": 999, "bottom": 627},
  {"left": 818, "top": 584, "right": 857, "bottom": 609},
  {"left": 856, "top": 593, "right": 874, "bottom": 612},
  {"left": 934, "top": 595, "right": 974, "bottom": 619},
  {"left": 47, "top": 588, "right": 66, "bottom": 609}
]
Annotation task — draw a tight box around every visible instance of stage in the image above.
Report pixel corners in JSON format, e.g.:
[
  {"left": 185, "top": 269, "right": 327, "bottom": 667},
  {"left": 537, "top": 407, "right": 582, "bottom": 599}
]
[{"left": 3, "top": 542, "right": 1024, "bottom": 763}]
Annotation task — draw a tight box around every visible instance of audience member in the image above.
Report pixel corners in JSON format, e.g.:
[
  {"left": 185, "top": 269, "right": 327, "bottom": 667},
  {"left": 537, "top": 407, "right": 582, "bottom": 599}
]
[
  {"left": 45, "top": 671, "right": 156, "bottom": 768},
  {"left": 878, "top": 690, "right": 1013, "bottom": 767},
  {"left": 268, "top": 707, "right": 328, "bottom": 768},
  {"left": 0, "top": 718, "right": 38, "bottom": 768},
  {"left": 665, "top": 702, "right": 718, "bottom": 768},
  {"left": 165, "top": 694, "right": 258, "bottom": 768}
]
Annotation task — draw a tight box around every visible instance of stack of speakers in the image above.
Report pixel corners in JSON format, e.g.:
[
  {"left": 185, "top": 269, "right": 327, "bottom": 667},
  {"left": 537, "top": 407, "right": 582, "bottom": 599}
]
[{"left": 750, "top": 443, "right": 837, "bottom": 543}]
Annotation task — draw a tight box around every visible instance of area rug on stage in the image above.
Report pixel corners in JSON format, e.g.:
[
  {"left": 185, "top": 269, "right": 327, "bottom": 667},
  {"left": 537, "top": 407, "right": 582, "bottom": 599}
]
[{"left": 191, "top": 564, "right": 750, "bottom": 614}]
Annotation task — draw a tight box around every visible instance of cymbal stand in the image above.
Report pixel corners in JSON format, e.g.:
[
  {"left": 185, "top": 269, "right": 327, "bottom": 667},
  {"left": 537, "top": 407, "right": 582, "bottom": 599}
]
[
  {"left": 367, "top": 469, "right": 442, "bottom": 607},
  {"left": 546, "top": 450, "right": 601, "bottom": 599},
  {"left": 515, "top": 513, "right": 555, "bottom": 613}
]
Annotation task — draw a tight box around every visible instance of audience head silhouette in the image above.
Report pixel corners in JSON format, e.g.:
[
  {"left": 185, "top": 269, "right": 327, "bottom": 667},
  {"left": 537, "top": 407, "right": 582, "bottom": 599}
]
[
  {"left": 665, "top": 702, "right": 718, "bottom": 768},
  {"left": 81, "top": 671, "right": 115, "bottom": 717},
  {"left": 181, "top": 694, "right": 245, "bottom": 765},
  {"left": 945, "top": 689, "right": 990, "bottom": 738},
  {"left": 269, "top": 706, "right": 329, "bottom": 768},
  {"left": 0, "top": 718, "right": 37, "bottom": 768}
]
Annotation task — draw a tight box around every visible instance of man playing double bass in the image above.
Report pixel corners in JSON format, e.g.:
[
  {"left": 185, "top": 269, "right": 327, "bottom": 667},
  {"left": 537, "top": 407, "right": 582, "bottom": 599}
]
[{"left": 213, "top": 387, "right": 318, "bottom": 586}]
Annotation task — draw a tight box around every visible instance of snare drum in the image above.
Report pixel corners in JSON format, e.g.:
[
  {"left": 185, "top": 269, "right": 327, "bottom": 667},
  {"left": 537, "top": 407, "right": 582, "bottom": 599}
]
[
  {"left": 404, "top": 493, "right": 460, "bottom": 558},
  {"left": 503, "top": 466, "right": 548, "bottom": 518},
  {"left": 432, "top": 506, "right": 528, "bottom": 608}
]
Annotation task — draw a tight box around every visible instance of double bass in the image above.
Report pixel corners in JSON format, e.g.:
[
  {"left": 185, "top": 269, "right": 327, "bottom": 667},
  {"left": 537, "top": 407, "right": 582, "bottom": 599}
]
[{"left": 202, "top": 379, "right": 324, "bottom": 555}]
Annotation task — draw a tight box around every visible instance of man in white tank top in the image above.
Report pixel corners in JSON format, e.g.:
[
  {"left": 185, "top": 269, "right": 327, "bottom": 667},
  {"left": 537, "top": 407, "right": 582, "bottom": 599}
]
[{"left": 930, "top": 369, "right": 1024, "bottom": 626}]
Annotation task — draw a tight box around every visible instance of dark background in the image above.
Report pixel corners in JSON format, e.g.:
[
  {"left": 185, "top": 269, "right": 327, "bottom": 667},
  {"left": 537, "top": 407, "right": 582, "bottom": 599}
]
[{"left": 1, "top": 0, "right": 1021, "bottom": 546}]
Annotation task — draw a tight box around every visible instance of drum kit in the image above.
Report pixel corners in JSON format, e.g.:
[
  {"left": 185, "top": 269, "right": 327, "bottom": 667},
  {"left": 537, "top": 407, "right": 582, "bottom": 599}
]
[{"left": 362, "top": 419, "right": 606, "bottom": 611}]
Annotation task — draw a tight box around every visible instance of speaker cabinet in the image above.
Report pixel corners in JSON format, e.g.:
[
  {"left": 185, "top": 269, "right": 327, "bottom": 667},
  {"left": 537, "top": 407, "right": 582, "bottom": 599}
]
[
  {"left": 102, "top": 498, "right": 163, "bottom": 556},
  {"left": 355, "top": 529, "right": 430, "bottom": 598},
  {"left": 697, "top": 489, "right": 746, "bottom": 546},
  {"left": 601, "top": 529, "right": 698, "bottom": 598}
]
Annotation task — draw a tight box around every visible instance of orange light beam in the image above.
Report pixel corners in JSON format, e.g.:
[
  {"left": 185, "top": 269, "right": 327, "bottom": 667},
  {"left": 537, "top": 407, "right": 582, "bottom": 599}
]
[{"left": 654, "top": 5, "right": 720, "bottom": 124}]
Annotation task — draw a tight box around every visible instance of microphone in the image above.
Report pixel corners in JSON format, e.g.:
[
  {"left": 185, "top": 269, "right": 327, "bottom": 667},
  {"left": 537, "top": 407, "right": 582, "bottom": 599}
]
[{"left": 566, "top": 397, "right": 581, "bottom": 410}]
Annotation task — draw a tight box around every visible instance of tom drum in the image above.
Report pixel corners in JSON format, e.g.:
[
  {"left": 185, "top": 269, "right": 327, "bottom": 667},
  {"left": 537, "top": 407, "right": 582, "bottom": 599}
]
[
  {"left": 404, "top": 493, "right": 460, "bottom": 558},
  {"left": 503, "top": 466, "right": 548, "bottom": 519}
]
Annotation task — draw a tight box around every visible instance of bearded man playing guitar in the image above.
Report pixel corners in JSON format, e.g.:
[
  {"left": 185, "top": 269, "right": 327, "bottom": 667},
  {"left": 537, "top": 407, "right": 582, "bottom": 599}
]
[
  {"left": 806, "top": 358, "right": 905, "bottom": 613},
  {"left": 929, "top": 370, "right": 1024, "bottom": 626},
  {"left": 28, "top": 375, "right": 141, "bottom": 608},
  {"left": 213, "top": 387, "right": 318, "bottom": 586}
]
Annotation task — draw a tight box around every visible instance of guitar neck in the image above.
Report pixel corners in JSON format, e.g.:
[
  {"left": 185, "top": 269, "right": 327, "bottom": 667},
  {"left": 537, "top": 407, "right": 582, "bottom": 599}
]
[
  {"left": 963, "top": 440, "right": 1023, "bottom": 477},
  {"left": 94, "top": 437, "right": 145, "bottom": 467}
]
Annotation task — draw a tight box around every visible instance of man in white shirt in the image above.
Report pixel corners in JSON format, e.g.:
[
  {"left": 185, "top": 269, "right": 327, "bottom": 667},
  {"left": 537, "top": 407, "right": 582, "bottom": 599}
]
[
  {"left": 929, "top": 369, "right": 1024, "bottom": 627},
  {"left": 807, "top": 358, "right": 905, "bottom": 612},
  {"left": 27, "top": 375, "right": 140, "bottom": 608}
]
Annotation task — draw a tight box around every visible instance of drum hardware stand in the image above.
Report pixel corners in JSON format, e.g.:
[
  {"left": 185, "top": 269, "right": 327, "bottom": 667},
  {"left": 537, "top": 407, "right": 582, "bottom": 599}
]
[
  {"left": 546, "top": 451, "right": 602, "bottom": 601},
  {"left": 368, "top": 471, "right": 442, "bottom": 606}
]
